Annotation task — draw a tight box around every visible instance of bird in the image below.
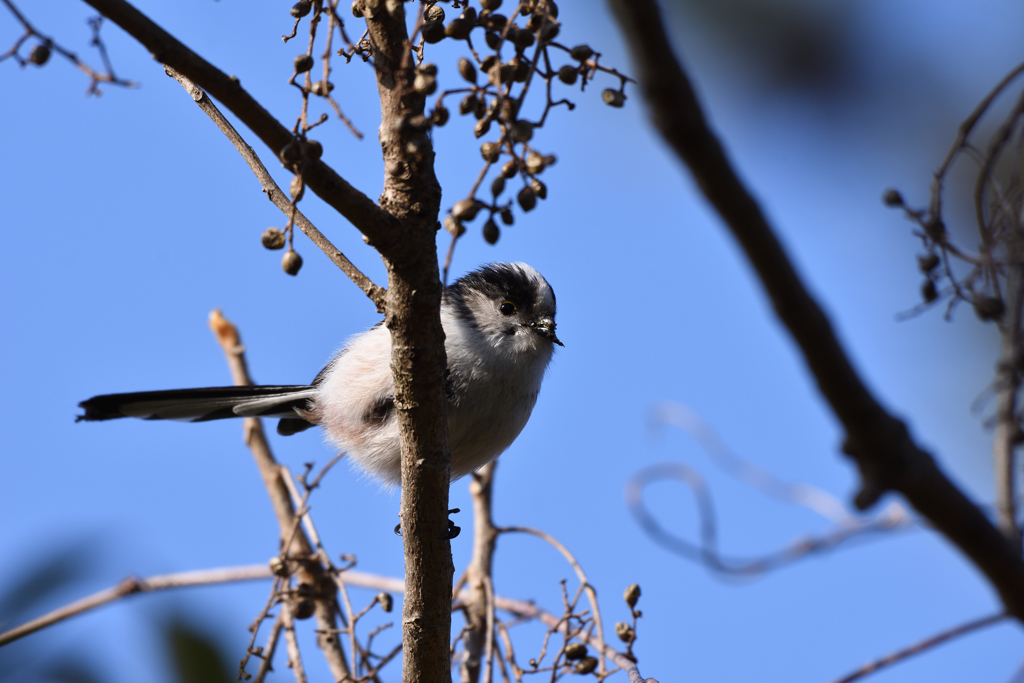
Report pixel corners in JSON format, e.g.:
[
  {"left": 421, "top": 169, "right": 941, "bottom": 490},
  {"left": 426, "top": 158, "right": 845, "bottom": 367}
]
[{"left": 78, "top": 262, "right": 562, "bottom": 486}]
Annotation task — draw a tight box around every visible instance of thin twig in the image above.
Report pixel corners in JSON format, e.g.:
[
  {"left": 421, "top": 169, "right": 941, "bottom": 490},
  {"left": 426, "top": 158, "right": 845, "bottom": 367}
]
[{"left": 253, "top": 612, "right": 285, "bottom": 683}]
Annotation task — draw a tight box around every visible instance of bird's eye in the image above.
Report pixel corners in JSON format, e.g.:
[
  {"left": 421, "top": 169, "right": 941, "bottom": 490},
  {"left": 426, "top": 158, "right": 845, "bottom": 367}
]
[{"left": 499, "top": 301, "right": 517, "bottom": 315}]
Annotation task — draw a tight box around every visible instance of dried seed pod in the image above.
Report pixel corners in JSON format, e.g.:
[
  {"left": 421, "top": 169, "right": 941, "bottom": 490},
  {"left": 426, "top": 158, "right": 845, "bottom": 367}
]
[
  {"left": 291, "top": 1, "right": 312, "bottom": 18},
  {"left": 525, "top": 151, "right": 545, "bottom": 174},
  {"left": 602, "top": 89, "right": 625, "bottom": 107},
  {"left": 541, "top": 0, "right": 559, "bottom": 18},
  {"left": 517, "top": 186, "right": 537, "bottom": 211},
  {"left": 452, "top": 199, "right": 482, "bottom": 221},
  {"left": 407, "top": 114, "right": 431, "bottom": 131},
  {"left": 485, "top": 31, "right": 502, "bottom": 49},
  {"left": 883, "top": 188, "right": 904, "bottom": 207},
  {"left": 482, "top": 13, "right": 507, "bottom": 31},
  {"left": 269, "top": 556, "right": 288, "bottom": 576},
  {"left": 445, "top": 17, "right": 473, "bottom": 40},
  {"left": 615, "top": 622, "right": 635, "bottom": 643},
  {"left": 311, "top": 79, "right": 334, "bottom": 96},
  {"left": 497, "top": 63, "right": 515, "bottom": 84},
  {"left": 459, "top": 94, "right": 477, "bottom": 115},
  {"left": 499, "top": 98, "right": 519, "bottom": 122},
  {"left": 514, "top": 27, "right": 535, "bottom": 50},
  {"left": 294, "top": 54, "right": 314, "bottom": 73},
  {"left": 526, "top": 13, "right": 544, "bottom": 31},
  {"left": 921, "top": 280, "right": 937, "bottom": 303},
  {"left": 351, "top": 0, "right": 365, "bottom": 17},
  {"left": 509, "top": 120, "right": 533, "bottom": 143},
  {"left": 513, "top": 60, "right": 531, "bottom": 82},
  {"left": 377, "top": 592, "right": 394, "bottom": 613},
  {"left": 481, "top": 0, "right": 502, "bottom": 10},
  {"left": 289, "top": 175, "right": 305, "bottom": 201},
  {"left": 570, "top": 44, "right": 593, "bottom": 61},
  {"left": 28, "top": 44, "right": 50, "bottom": 65},
  {"left": 414, "top": 73, "right": 437, "bottom": 95},
  {"left": 481, "top": 54, "right": 500, "bottom": 74},
  {"left": 444, "top": 215, "right": 466, "bottom": 237},
  {"left": 424, "top": 4, "right": 445, "bottom": 22},
  {"left": 474, "top": 118, "right": 491, "bottom": 138},
  {"left": 500, "top": 207, "right": 514, "bottom": 225},
  {"left": 432, "top": 105, "right": 450, "bottom": 126},
  {"left": 564, "top": 643, "right": 587, "bottom": 661},
  {"left": 975, "top": 296, "right": 1005, "bottom": 321},
  {"left": 483, "top": 219, "right": 500, "bottom": 244},
  {"left": 574, "top": 657, "right": 598, "bottom": 675},
  {"left": 420, "top": 62, "right": 438, "bottom": 76},
  {"left": 282, "top": 249, "right": 303, "bottom": 275},
  {"left": 458, "top": 57, "right": 477, "bottom": 84},
  {"left": 422, "top": 19, "right": 446, "bottom": 43},
  {"left": 461, "top": 6, "right": 477, "bottom": 24},
  {"left": 481, "top": 142, "right": 501, "bottom": 162},
  {"left": 917, "top": 253, "right": 940, "bottom": 273},
  {"left": 491, "top": 175, "right": 506, "bottom": 196},
  {"left": 279, "top": 140, "right": 301, "bottom": 164},
  {"left": 501, "top": 159, "right": 519, "bottom": 178},
  {"left": 624, "top": 583, "right": 641, "bottom": 607},
  {"left": 291, "top": 598, "right": 316, "bottom": 620},
  {"left": 924, "top": 217, "right": 945, "bottom": 240},
  {"left": 505, "top": 23, "right": 520, "bottom": 44},
  {"left": 557, "top": 65, "right": 577, "bottom": 84},
  {"left": 539, "top": 20, "right": 559, "bottom": 41},
  {"left": 530, "top": 178, "right": 547, "bottom": 199},
  {"left": 305, "top": 139, "right": 323, "bottom": 159},
  {"left": 542, "top": 154, "right": 556, "bottom": 167}
]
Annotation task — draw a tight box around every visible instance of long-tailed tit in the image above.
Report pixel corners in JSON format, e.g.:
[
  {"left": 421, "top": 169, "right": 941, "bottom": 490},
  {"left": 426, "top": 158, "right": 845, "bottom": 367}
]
[{"left": 78, "top": 263, "right": 562, "bottom": 486}]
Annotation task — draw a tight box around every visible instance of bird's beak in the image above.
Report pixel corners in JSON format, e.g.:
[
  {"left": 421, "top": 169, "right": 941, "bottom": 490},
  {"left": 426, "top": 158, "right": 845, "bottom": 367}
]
[{"left": 531, "top": 318, "right": 564, "bottom": 347}]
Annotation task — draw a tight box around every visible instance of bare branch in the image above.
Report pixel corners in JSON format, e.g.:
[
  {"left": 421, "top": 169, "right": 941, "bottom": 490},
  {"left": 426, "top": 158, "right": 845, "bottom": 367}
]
[
  {"left": 165, "top": 66, "right": 386, "bottom": 311},
  {"left": 829, "top": 612, "right": 1008, "bottom": 683},
  {"left": 607, "top": 0, "right": 1024, "bottom": 620},
  {"left": 0, "top": 564, "right": 272, "bottom": 647}
]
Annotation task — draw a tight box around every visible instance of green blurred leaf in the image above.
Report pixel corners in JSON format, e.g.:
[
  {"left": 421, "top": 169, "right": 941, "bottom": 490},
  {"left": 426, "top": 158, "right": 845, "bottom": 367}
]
[{"left": 165, "top": 619, "right": 233, "bottom": 683}]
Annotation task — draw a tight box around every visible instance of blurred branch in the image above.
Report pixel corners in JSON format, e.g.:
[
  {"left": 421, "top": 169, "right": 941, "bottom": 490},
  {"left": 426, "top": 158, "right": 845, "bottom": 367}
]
[
  {"left": 828, "top": 612, "right": 1007, "bottom": 683},
  {"left": 208, "top": 310, "right": 353, "bottom": 682},
  {"left": 0, "top": 0, "right": 136, "bottom": 94},
  {"left": 607, "top": 0, "right": 1024, "bottom": 620},
  {"left": 165, "top": 67, "right": 386, "bottom": 312},
  {"left": 0, "top": 564, "right": 271, "bottom": 647},
  {"left": 461, "top": 462, "right": 499, "bottom": 683}
]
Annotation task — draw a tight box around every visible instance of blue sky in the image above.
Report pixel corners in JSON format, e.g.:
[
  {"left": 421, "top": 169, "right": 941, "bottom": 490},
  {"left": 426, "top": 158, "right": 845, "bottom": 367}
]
[{"left": 2, "top": 0, "right": 1023, "bottom": 681}]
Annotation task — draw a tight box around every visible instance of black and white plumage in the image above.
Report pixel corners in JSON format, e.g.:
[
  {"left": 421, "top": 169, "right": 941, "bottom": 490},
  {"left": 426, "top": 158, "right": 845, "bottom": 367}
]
[{"left": 78, "top": 263, "right": 561, "bottom": 486}]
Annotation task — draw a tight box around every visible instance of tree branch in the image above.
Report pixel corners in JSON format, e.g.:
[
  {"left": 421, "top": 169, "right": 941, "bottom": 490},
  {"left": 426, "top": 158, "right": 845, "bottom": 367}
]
[
  {"left": 165, "top": 66, "right": 386, "bottom": 311},
  {"left": 607, "top": 0, "right": 1024, "bottom": 620},
  {"left": 81, "top": 0, "right": 405, "bottom": 252}
]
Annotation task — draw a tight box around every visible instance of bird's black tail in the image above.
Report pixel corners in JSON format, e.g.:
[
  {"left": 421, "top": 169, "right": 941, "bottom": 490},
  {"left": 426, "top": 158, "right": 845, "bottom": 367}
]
[{"left": 77, "top": 386, "right": 318, "bottom": 429}]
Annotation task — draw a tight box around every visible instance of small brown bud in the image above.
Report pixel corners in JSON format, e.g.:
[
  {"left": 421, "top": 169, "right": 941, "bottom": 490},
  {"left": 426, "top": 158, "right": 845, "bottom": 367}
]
[
  {"left": 445, "top": 17, "right": 473, "bottom": 40},
  {"left": 883, "top": 188, "right": 904, "bottom": 207},
  {"left": 525, "top": 151, "right": 545, "bottom": 174},
  {"left": 377, "top": 592, "right": 394, "bottom": 613},
  {"left": 459, "top": 94, "right": 477, "bottom": 116},
  {"left": 305, "top": 139, "right": 323, "bottom": 159},
  {"left": 921, "top": 280, "right": 937, "bottom": 303},
  {"left": 474, "top": 118, "right": 491, "bottom": 138},
  {"left": 602, "top": 88, "right": 625, "bottom": 107},
  {"left": 543, "top": 154, "right": 556, "bottom": 167},
  {"left": 351, "top": 0, "right": 365, "bottom": 17},
  {"left": 458, "top": 57, "right": 477, "bottom": 84},
  {"left": 432, "top": 105, "right": 450, "bottom": 126},
  {"left": 485, "top": 31, "right": 502, "bottom": 49},
  {"left": 564, "top": 643, "right": 587, "bottom": 661},
  {"left": 491, "top": 175, "right": 506, "bottom": 196},
  {"left": 282, "top": 249, "right": 303, "bottom": 276},
  {"left": 289, "top": 176, "right": 305, "bottom": 201},
  {"left": 294, "top": 54, "right": 314, "bottom": 73},
  {"left": 501, "top": 159, "right": 519, "bottom": 178},
  {"left": 574, "top": 657, "right": 598, "bottom": 675},
  {"left": 291, "top": 598, "right": 316, "bottom": 620},
  {"left": 453, "top": 199, "right": 483, "bottom": 221},
  {"left": 311, "top": 79, "right": 334, "bottom": 96},
  {"left": 517, "top": 186, "right": 537, "bottom": 211},
  {"left": 279, "top": 140, "right": 301, "bottom": 165},
  {"left": 262, "top": 228, "right": 286, "bottom": 250},
  {"left": 269, "top": 556, "right": 288, "bottom": 576},
  {"left": 624, "top": 583, "right": 641, "bottom": 607},
  {"left": 924, "top": 217, "right": 945, "bottom": 240},
  {"left": 413, "top": 73, "right": 437, "bottom": 94},
  {"left": 975, "top": 296, "right": 1005, "bottom": 321},
  {"left": 444, "top": 215, "right": 466, "bottom": 237},
  {"left": 615, "top": 621, "right": 635, "bottom": 643},
  {"left": 481, "top": 142, "right": 501, "bottom": 163},
  {"left": 424, "top": 4, "right": 445, "bottom": 22},
  {"left": 570, "top": 44, "right": 593, "bottom": 61},
  {"left": 28, "top": 44, "right": 51, "bottom": 66},
  {"left": 530, "top": 178, "right": 547, "bottom": 199},
  {"left": 481, "top": 0, "right": 502, "bottom": 10},
  {"left": 483, "top": 219, "right": 500, "bottom": 244},
  {"left": 917, "top": 253, "right": 940, "bottom": 273},
  {"left": 557, "top": 65, "right": 577, "bottom": 85},
  {"left": 290, "top": 1, "right": 312, "bottom": 18},
  {"left": 421, "top": 20, "right": 446, "bottom": 43},
  {"left": 500, "top": 207, "right": 514, "bottom": 225},
  {"left": 510, "top": 120, "right": 533, "bottom": 142}
]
